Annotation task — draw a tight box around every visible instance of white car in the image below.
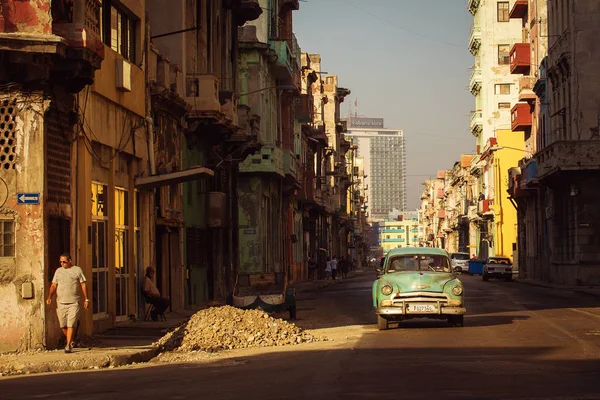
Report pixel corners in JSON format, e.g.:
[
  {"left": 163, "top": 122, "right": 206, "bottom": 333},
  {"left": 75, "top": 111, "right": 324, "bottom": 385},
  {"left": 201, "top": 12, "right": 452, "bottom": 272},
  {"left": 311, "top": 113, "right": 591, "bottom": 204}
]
[
  {"left": 482, "top": 257, "right": 513, "bottom": 281},
  {"left": 450, "top": 252, "right": 470, "bottom": 273}
]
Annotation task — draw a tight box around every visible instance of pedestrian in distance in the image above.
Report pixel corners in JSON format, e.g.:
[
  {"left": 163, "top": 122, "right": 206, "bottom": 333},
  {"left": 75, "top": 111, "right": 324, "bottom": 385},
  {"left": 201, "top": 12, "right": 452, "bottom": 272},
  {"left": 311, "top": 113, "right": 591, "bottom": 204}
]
[
  {"left": 325, "top": 257, "right": 332, "bottom": 280},
  {"left": 331, "top": 256, "right": 338, "bottom": 280},
  {"left": 143, "top": 266, "right": 171, "bottom": 321},
  {"left": 46, "top": 253, "right": 89, "bottom": 354},
  {"left": 341, "top": 256, "right": 349, "bottom": 279},
  {"left": 308, "top": 256, "right": 317, "bottom": 281}
]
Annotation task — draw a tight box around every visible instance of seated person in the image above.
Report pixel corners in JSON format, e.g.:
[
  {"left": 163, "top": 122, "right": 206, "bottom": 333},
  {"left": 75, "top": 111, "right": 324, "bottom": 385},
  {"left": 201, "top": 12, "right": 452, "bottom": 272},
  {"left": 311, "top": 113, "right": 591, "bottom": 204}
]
[{"left": 143, "top": 266, "right": 170, "bottom": 321}]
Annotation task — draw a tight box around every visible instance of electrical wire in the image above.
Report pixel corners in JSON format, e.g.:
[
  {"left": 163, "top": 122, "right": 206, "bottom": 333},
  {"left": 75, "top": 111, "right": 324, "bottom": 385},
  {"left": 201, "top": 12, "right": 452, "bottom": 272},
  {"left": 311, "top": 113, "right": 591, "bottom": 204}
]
[{"left": 340, "top": 0, "right": 463, "bottom": 48}]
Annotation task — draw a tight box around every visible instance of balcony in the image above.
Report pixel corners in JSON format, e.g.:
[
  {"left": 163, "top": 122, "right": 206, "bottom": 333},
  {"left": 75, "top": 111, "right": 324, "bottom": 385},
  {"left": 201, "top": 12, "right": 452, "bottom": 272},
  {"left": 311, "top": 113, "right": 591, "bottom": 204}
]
[
  {"left": 511, "top": 103, "right": 532, "bottom": 131},
  {"left": 519, "top": 76, "right": 537, "bottom": 103},
  {"left": 478, "top": 199, "right": 494, "bottom": 215},
  {"left": 467, "top": 0, "right": 481, "bottom": 15},
  {"left": 219, "top": 90, "right": 238, "bottom": 125},
  {"left": 281, "top": 0, "right": 300, "bottom": 11},
  {"left": 509, "top": 0, "right": 529, "bottom": 19},
  {"left": 470, "top": 111, "right": 483, "bottom": 136},
  {"left": 52, "top": 0, "right": 104, "bottom": 63},
  {"left": 186, "top": 74, "right": 221, "bottom": 114},
  {"left": 536, "top": 140, "right": 600, "bottom": 181},
  {"left": 296, "top": 94, "right": 313, "bottom": 123},
  {"left": 469, "top": 67, "right": 482, "bottom": 95},
  {"left": 283, "top": 149, "right": 298, "bottom": 180},
  {"left": 270, "top": 39, "right": 294, "bottom": 83},
  {"left": 233, "top": 0, "right": 263, "bottom": 25},
  {"left": 239, "top": 145, "right": 284, "bottom": 176},
  {"left": 469, "top": 27, "right": 482, "bottom": 56},
  {"left": 510, "top": 43, "right": 531, "bottom": 75}
]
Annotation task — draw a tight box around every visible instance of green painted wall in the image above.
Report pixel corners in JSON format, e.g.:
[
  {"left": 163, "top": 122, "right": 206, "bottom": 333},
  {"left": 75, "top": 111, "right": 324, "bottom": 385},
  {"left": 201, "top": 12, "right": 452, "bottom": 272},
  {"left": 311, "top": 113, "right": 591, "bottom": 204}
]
[{"left": 182, "top": 136, "right": 210, "bottom": 305}]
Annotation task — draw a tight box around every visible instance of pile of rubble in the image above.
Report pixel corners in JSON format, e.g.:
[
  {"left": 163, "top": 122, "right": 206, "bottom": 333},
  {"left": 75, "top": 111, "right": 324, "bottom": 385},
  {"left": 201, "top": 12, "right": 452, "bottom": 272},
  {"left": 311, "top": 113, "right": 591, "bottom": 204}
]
[{"left": 154, "top": 306, "right": 323, "bottom": 353}]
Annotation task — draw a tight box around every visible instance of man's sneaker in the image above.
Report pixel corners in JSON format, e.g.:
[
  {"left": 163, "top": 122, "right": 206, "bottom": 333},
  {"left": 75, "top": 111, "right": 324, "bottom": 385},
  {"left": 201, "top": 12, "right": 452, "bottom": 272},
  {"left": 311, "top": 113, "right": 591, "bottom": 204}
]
[{"left": 64, "top": 344, "right": 72, "bottom": 353}]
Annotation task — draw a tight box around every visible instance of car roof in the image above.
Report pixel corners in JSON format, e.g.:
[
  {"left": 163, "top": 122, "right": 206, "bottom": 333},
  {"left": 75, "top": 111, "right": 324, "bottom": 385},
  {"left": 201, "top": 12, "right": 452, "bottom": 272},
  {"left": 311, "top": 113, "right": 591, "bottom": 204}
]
[
  {"left": 386, "top": 247, "right": 449, "bottom": 257},
  {"left": 451, "top": 252, "right": 469, "bottom": 255}
]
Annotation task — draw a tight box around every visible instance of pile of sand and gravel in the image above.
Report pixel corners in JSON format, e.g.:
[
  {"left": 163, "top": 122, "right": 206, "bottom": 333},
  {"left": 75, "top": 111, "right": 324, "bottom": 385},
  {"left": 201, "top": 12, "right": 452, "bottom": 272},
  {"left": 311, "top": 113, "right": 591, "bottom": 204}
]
[{"left": 154, "top": 305, "right": 323, "bottom": 354}]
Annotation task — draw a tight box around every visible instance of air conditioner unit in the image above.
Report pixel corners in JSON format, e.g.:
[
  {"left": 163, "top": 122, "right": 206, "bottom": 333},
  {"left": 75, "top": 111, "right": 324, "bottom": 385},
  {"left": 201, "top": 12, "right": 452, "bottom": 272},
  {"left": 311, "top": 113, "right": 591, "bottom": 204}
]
[{"left": 116, "top": 59, "right": 132, "bottom": 92}]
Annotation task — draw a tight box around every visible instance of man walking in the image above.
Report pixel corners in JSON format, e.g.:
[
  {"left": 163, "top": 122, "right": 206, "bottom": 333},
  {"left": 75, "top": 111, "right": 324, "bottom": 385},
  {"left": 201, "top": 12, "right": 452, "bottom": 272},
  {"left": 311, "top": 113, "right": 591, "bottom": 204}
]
[{"left": 46, "top": 253, "right": 89, "bottom": 353}]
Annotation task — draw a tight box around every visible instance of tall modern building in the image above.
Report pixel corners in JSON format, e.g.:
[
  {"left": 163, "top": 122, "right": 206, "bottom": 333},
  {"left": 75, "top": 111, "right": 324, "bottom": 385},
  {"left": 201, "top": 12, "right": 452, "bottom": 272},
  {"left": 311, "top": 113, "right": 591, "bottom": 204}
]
[{"left": 345, "top": 117, "right": 406, "bottom": 221}]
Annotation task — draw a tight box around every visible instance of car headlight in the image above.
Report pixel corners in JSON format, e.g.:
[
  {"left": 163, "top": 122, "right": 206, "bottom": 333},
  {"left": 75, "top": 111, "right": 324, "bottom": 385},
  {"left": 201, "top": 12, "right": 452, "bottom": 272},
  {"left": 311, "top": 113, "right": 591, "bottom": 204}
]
[
  {"left": 452, "top": 285, "right": 463, "bottom": 296},
  {"left": 381, "top": 284, "right": 393, "bottom": 296}
]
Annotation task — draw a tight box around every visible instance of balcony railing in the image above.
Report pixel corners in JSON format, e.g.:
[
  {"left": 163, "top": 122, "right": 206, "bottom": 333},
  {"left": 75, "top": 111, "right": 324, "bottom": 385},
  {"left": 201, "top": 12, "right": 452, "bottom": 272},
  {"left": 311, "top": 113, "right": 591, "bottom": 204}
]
[
  {"left": 510, "top": 43, "right": 531, "bottom": 75},
  {"left": 470, "top": 111, "right": 483, "bottom": 135},
  {"left": 469, "top": 67, "right": 482, "bottom": 95},
  {"left": 469, "top": 27, "right": 482, "bottom": 55}
]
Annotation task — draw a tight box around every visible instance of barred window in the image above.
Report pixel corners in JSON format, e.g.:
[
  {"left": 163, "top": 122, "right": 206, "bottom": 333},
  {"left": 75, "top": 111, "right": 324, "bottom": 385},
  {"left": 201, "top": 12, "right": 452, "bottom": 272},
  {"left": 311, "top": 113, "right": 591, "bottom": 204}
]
[{"left": 0, "top": 220, "right": 15, "bottom": 257}]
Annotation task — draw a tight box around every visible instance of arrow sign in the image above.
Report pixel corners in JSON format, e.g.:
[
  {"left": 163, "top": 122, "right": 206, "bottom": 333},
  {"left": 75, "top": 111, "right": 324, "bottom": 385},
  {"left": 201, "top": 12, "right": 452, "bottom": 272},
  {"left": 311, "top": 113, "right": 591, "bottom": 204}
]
[{"left": 17, "top": 193, "right": 40, "bottom": 205}]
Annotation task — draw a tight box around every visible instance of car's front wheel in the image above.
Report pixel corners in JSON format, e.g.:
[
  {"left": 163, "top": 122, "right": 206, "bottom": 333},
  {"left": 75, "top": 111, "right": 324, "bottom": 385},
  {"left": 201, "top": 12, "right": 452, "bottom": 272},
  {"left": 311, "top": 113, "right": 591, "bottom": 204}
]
[{"left": 377, "top": 314, "right": 389, "bottom": 331}]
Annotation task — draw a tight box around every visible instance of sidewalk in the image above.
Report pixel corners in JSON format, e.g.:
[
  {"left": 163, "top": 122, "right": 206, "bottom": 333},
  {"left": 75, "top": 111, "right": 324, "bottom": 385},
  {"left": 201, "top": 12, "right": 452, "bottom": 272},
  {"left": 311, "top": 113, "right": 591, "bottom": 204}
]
[
  {"left": 517, "top": 278, "right": 600, "bottom": 298},
  {"left": 290, "top": 268, "right": 370, "bottom": 294},
  {"left": 0, "top": 272, "right": 372, "bottom": 377},
  {"left": 0, "top": 310, "right": 194, "bottom": 377}
]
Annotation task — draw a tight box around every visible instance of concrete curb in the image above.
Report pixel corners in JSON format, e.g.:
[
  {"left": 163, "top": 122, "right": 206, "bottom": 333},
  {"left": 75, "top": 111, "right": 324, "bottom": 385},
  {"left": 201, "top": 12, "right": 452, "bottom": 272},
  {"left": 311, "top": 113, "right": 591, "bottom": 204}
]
[{"left": 0, "top": 347, "right": 159, "bottom": 376}]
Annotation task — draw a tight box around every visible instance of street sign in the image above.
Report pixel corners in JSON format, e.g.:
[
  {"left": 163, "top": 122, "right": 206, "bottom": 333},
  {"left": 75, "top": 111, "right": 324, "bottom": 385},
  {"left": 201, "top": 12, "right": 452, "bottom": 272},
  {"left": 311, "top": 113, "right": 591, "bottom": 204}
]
[{"left": 17, "top": 193, "right": 40, "bottom": 205}]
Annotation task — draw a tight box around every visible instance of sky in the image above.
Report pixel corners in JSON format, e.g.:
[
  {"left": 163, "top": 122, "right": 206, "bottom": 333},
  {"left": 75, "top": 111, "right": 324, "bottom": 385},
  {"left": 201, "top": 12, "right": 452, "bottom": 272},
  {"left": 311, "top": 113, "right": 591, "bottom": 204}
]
[{"left": 293, "top": 0, "right": 475, "bottom": 210}]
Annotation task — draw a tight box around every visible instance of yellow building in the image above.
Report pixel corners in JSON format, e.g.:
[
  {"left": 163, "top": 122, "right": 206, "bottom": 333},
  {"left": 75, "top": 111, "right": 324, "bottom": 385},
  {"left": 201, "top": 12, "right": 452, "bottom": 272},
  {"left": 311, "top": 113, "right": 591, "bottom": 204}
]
[
  {"left": 379, "top": 213, "right": 420, "bottom": 255},
  {"left": 489, "top": 130, "right": 522, "bottom": 260}
]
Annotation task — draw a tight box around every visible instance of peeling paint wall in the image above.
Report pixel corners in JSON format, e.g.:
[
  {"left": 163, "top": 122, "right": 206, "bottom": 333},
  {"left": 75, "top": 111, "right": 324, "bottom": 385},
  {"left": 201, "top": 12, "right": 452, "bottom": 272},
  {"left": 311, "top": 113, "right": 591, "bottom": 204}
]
[
  {"left": 0, "top": 93, "right": 48, "bottom": 352},
  {"left": 0, "top": 0, "right": 52, "bottom": 34}
]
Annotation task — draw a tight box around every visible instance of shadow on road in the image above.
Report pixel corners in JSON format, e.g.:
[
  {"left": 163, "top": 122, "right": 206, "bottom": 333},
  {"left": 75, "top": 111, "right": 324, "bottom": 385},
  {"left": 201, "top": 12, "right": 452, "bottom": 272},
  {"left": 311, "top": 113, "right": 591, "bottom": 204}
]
[{"left": 3, "top": 344, "right": 600, "bottom": 400}]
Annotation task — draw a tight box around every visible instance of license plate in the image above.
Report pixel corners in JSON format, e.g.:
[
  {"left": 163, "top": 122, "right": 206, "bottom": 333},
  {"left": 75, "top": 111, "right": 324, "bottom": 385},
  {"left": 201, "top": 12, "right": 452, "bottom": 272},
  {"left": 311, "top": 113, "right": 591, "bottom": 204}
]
[{"left": 407, "top": 304, "right": 437, "bottom": 313}]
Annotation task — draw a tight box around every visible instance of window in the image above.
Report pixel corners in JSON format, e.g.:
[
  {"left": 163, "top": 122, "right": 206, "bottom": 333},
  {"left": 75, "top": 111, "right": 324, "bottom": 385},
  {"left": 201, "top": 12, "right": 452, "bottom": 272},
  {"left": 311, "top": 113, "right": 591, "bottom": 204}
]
[
  {"left": 115, "top": 188, "right": 129, "bottom": 321},
  {"left": 498, "top": 102, "right": 511, "bottom": 109},
  {"left": 0, "top": 220, "right": 14, "bottom": 257},
  {"left": 498, "top": 44, "right": 510, "bottom": 65},
  {"left": 91, "top": 182, "right": 109, "bottom": 319},
  {"left": 495, "top": 84, "right": 511, "bottom": 95},
  {"left": 497, "top": 2, "right": 510, "bottom": 22},
  {"left": 100, "top": 0, "right": 137, "bottom": 62}
]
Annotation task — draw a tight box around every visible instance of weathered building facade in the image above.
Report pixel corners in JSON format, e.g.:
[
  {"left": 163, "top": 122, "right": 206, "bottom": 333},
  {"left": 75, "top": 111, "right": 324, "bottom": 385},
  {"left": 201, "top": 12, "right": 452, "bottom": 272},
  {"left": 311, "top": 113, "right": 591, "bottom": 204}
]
[
  {"left": 509, "top": 0, "right": 600, "bottom": 285},
  {"left": 0, "top": 0, "right": 362, "bottom": 353},
  {"left": 467, "top": 0, "right": 524, "bottom": 261}
]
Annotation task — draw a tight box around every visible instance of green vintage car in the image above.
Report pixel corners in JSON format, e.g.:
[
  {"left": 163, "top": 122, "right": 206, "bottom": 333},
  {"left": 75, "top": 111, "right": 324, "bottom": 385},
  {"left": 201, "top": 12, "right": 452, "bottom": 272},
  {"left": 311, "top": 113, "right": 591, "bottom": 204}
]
[{"left": 372, "top": 247, "right": 466, "bottom": 330}]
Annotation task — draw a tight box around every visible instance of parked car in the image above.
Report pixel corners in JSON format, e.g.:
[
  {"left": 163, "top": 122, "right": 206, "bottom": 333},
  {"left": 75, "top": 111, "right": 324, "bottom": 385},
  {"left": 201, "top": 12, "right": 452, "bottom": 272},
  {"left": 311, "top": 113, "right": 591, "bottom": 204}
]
[
  {"left": 372, "top": 247, "right": 466, "bottom": 330},
  {"left": 230, "top": 272, "right": 297, "bottom": 320},
  {"left": 482, "top": 257, "right": 513, "bottom": 282},
  {"left": 450, "top": 252, "right": 471, "bottom": 273}
]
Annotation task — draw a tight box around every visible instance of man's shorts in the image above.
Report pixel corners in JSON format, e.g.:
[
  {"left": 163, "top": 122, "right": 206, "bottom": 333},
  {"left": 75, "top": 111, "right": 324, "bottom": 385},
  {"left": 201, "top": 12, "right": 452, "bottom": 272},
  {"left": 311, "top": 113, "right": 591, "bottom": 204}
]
[{"left": 57, "top": 302, "right": 80, "bottom": 328}]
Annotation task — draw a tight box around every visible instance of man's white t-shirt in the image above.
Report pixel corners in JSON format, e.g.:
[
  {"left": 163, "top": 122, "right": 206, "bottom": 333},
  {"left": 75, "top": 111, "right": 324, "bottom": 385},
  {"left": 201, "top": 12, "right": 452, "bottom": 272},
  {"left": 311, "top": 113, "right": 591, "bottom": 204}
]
[{"left": 143, "top": 277, "right": 160, "bottom": 297}]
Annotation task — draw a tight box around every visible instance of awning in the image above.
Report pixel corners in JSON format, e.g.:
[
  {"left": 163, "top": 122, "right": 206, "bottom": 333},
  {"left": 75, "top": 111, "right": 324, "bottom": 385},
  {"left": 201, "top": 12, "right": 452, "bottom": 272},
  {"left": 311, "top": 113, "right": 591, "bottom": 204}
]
[{"left": 135, "top": 166, "right": 214, "bottom": 189}]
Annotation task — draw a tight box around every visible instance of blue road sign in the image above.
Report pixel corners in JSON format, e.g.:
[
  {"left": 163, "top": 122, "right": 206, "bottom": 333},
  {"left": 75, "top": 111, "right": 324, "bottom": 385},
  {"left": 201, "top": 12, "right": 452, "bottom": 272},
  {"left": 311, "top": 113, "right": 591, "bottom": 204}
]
[{"left": 17, "top": 193, "right": 40, "bottom": 205}]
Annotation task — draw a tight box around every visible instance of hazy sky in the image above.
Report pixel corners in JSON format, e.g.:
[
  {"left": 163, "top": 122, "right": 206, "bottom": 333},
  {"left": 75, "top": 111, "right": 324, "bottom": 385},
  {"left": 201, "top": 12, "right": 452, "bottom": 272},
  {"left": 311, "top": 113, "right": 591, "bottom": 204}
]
[{"left": 293, "top": 0, "right": 475, "bottom": 210}]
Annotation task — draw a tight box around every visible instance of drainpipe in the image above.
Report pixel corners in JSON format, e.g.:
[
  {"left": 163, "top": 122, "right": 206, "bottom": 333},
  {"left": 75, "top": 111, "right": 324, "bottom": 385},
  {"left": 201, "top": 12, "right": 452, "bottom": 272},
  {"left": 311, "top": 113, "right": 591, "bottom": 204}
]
[{"left": 146, "top": 117, "right": 156, "bottom": 175}]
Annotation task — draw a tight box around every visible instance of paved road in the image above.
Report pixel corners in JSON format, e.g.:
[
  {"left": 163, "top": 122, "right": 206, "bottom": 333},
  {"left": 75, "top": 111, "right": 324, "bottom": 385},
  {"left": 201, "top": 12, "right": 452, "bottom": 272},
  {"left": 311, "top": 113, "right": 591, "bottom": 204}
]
[{"left": 2, "top": 273, "right": 600, "bottom": 399}]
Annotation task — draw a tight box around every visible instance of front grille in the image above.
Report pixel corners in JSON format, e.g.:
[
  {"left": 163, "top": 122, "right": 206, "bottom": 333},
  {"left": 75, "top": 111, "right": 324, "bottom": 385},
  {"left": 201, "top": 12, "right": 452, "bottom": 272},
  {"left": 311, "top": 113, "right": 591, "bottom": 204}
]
[{"left": 392, "top": 292, "right": 449, "bottom": 306}]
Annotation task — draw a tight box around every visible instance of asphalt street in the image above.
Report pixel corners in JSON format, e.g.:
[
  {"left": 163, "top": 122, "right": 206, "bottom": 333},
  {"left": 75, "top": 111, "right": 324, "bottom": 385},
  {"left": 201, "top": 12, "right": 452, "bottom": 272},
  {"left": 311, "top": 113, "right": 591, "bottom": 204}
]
[{"left": 2, "top": 273, "right": 600, "bottom": 400}]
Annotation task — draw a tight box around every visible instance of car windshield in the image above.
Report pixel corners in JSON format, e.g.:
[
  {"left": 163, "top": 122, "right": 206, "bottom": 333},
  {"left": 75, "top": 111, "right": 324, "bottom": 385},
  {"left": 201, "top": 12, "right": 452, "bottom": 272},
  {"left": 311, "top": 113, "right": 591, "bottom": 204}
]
[
  {"left": 386, "top": 255, "right": 451, "bottom": 273},
  {"left": 451, "top": 253, "right": 470, "bottom": 260}
]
